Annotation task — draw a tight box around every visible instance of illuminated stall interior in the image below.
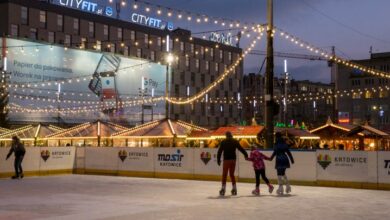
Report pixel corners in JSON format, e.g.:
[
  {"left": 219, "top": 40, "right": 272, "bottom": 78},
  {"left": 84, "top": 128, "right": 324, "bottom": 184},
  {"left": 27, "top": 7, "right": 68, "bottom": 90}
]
[
  {"left": 210, "top": 126, "right": 265, "bottom": 149},
  {"left": 310, "top": 118, "right": 357, "bottom": 150},
  {"left": 46, "top": 121, "right": 127, "bottom": 147},
  {"left": 0, "top": 124, "right": 63, "bottom": 147},
  {"left": 345, "top": 122, "right": 390, "bottom": 151},
  {"left": 112, "top": 119, "right": 208, "bottom": 147},
  {"left": 186, "top": 130, "right": 215, "bottom": 148},
  {"left": 275, "top": 127, "right": 320, "bottom": 149}
]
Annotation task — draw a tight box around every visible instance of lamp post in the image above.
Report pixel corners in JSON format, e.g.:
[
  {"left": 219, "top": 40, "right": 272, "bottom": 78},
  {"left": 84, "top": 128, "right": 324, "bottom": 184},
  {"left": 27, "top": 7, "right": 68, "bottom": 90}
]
[{"left": 165, "top": 53, "right": 174, "bottom": 119}]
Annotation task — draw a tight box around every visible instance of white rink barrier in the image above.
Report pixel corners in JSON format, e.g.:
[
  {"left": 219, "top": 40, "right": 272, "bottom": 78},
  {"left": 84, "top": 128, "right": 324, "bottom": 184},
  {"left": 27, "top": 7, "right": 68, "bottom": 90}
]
[
  {"left": 0, "top": 147, "right": 75, "bottom": 177},
  {"left": 378, "top": 152, "right": 390, "bottom": 184},
  {"left": 1, "top": 147, "right": 389, "bottom": 189}
]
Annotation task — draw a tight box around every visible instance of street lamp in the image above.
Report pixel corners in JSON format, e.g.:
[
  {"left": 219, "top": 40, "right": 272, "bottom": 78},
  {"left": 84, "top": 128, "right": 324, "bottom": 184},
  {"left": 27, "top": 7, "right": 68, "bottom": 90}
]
[{"left": 165, "top": 53, "right": 175, "bottom": 119}]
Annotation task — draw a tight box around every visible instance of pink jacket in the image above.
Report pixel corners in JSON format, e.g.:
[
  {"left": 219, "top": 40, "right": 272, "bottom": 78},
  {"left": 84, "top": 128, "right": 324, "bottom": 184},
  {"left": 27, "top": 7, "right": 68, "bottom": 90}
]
[{"left": 248, "top": 150, "right": 271, "bottom": 170}]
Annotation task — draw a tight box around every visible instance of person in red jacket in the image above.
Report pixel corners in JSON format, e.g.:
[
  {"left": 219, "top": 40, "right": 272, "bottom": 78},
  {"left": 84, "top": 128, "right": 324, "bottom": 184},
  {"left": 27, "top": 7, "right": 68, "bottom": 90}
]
[
  {"left": 217, "top": 131, "right": 248, "bottom": 196},
  {"left": 246, "top": 145, "right": 274, "bottom": 195}
]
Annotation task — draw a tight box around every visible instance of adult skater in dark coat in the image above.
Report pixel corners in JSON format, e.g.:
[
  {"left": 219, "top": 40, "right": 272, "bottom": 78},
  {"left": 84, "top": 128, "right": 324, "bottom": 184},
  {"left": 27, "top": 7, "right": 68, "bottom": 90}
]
[
  {"left": 6, "top": 136, "right": 26, "bottom": 179},
  {"left": 270, "top": 132, "right": 294, "bottom": 195},
  {"left": 217, "top": 131, "right": 248, "bottom": 196}
]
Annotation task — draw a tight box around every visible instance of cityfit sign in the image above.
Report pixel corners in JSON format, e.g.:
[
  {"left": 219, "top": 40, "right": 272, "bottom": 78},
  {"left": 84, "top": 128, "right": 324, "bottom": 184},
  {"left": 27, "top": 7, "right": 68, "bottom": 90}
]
[
  {"left": 57, "top": 0, "right": 113, "bottom": 17},
  {"left": 209, "top": 32, "right": 233, "bottom": 46},
  {"left": 131, "top": 13, "right": 174, "bottom": 31}
]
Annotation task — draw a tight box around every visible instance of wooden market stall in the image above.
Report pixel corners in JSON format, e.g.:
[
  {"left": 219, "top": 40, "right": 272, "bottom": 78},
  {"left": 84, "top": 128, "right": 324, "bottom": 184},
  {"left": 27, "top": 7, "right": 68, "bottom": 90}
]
[
  {"left": 310, "top": 118, "right": 357, "bottom": 150},
  {"left": 275, "top": 127, "right": 320, "bottom": 149},
  {"left": 0, "top": 124, "right": 63, "bottom": 147},
  {"left": 112, "top": 119, "right": 208, "bottom": 147},
  {"left": 345, "top": 122, "right": 390, "bottom": 151},
  {"left": 210, "top": 126, "right": 265, "bottom": 149},
  {"left": 186, "top": 130, "right": 215, "bottom": 148},
  {"left": 46, "top": 120, "right": 127, "bottom": 147}
]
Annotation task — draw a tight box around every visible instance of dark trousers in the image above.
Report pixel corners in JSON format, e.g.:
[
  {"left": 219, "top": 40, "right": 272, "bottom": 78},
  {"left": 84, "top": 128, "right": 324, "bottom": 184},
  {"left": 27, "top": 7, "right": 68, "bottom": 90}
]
[
  {"left": 14, "top": 155, "right": 24, "bottom": 177},
  {"left": 277, "top": 168, "right": 286, "bottom": 176},
  {"left": 255, "top": 169, "right": 270, "bottom": 187},
  {"left": 222, "top": 160, "right": 236, "bottom": 185}
]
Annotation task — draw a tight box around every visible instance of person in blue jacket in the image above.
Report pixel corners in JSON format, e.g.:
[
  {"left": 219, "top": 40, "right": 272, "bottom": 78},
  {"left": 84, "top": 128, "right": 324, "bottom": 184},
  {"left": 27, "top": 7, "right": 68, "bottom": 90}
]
[
  {"left": 270, "top": 132, "right": 294, "bottom": 195},
  {"left": 6, "top": 136, "right": 26, "bottom": 179}
]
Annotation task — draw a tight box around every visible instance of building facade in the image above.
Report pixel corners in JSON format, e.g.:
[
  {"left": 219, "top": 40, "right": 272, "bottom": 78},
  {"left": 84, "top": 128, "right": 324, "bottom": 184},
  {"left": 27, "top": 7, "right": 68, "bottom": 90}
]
[
  {"left": 243, "top": 73, "right": 333, "bottom": 128},
  {"left": 336, "top": 52, "right": 390, "bottom": 130},
  {"left": 0, "top": 0, "right": 243, "bottom": 128}
]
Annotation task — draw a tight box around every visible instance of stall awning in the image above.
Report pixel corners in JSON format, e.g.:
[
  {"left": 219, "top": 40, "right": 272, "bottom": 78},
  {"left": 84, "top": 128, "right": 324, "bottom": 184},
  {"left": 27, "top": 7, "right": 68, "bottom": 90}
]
[
  {"left": 211, "top": 126, "right": 264, "bottom": 139},
  {"left": 345, "top": 123, "right": 390, "bottom": 138},
  {"left": 276, "top": 128, "right": 320, "bottom": 140},
  {"left": 112, "top": 119, "right": 208, "bottom": 139},
  {"left": 0, "top": 124, "right": 63, "bottom": 141}
]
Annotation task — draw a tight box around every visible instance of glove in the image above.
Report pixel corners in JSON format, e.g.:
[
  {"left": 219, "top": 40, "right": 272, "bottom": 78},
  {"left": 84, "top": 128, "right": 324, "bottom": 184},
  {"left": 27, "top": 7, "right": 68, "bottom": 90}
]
[{"left": 217, "top": 160, "right": 221, "bottom": 166}]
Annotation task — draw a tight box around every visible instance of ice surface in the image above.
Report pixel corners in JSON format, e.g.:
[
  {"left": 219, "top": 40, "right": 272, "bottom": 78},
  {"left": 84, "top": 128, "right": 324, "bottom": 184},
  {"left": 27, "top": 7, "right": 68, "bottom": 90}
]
[{"left": 0, "top": 175, "right": 389, "bottom": 220}]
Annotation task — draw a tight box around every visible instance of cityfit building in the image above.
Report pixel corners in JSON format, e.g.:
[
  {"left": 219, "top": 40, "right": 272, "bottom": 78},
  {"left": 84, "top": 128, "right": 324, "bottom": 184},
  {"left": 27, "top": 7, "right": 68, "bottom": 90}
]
[{"left": 0, "top": 0, "right": 243, "bottom": 127}]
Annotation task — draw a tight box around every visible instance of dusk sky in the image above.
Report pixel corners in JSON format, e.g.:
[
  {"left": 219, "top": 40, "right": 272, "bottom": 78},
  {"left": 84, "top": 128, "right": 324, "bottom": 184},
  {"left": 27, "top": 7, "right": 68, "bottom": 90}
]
[{"left": 74, "top": 0, "right": 390, "bottom": 83}]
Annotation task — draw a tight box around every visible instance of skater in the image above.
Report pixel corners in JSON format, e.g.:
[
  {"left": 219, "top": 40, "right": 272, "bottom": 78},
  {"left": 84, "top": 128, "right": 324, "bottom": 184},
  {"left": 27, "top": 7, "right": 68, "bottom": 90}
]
[
  {"left": 6, "top": 136, "right": 26, "bottom": 179},
  {"left": 270, "top": 132, "right": 294, "bottom": 195},
  {"left": 217, "top": 131, "right": 248, "bottom": 196},
  {"left": 246, "top": 144, "right": 274, "bottom": 195}
]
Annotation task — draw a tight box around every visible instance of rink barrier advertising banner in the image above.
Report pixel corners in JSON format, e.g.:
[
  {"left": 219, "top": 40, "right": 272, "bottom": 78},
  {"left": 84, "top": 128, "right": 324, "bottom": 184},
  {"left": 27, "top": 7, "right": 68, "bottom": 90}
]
[
  {"left": 84, "top": 147, "right": 119, "bottom": 173},
  {"left": 154, "top": 148, "right": 194, "bottom": 177},
  {"left": 378, "top": 152, "right": 390, "bottom": 184},
  {"left": 193, "top": 148, "right": 220, "bottom": 177},
  {"left": 39, "top": 147, "right": 75, "bottom": 172},
  {"left": 316, "top": 150, "right": 377, "bottom": 183},
  {"left": 118, "top": 148, "right": 154, "bottom": 175}
]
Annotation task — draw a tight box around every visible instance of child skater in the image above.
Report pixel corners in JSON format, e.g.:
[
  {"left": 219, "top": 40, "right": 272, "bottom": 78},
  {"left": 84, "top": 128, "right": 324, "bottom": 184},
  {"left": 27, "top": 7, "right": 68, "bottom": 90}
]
[
  {"left": 247, "top": 144, "right": 274, "bottom": 195},
  {"left": 270, "top": 132, "right": 294, "bottom": 195}
]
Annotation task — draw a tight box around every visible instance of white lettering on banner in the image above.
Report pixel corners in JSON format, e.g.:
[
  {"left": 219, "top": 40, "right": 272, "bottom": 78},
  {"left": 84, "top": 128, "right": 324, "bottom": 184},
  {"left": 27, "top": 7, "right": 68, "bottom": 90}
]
[
  {"left": 209, "top": 32, "right": 233, "bottom": 46},
  {"left": 59, "top": 0, "right": 99, "bottom": 13},
  {"left": 131, "top": 13, "right": 173, "bottom": 31}
]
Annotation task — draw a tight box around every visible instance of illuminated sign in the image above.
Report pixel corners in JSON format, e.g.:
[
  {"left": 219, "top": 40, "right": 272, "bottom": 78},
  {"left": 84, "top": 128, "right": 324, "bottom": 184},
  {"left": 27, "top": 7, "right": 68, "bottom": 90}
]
[
  {"left": 57, "top": 0, "right": 113, "bottom": 17},
  {"left": 338, "top": 112, "right": 350, "bottom": 124},
  {"left": 131, "top": 13, "right": 174, "bottom": 31},
  {"left": 209, "top": 32, "right": 233, "bottom": 46}
]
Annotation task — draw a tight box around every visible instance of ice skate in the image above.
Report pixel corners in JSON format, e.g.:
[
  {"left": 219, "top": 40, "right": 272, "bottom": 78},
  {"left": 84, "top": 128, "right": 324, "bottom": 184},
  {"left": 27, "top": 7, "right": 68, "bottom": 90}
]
[
  {"left": 268, "top": 184, "right": 274, "bottom": 194},
  {"left": 20, "top": 173, "right": 24, "bottom": 179},
  {"left": 11, "top": 176, "right": 19, "bottom": 179},
  {"left": 231, "top": 188, "right": 237, "bottom": 196},
  {"left": 219, "top": 188, "right": 225, "bottom": 196},
  {"left": 252, "top": 188, "right": 260, "bottom": 196},
  {"left": 276, "top": 185, "right": 284, "bottom": 195},
  {"left": 285, "top": 184, "right": 291, "bottom": 193}
]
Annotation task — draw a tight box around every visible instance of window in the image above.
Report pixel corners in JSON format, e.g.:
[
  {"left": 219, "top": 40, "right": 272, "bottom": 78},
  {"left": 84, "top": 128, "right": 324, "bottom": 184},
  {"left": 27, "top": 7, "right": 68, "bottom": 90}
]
[
  {"left": 169, "top": 38, "right": 173, "bottom": 51},
  {"left": 205, "top": 61, "right": 209, "bottom": 71},
  {"left": 130, "top": 31, "right": 135, "bottom": 41},
  {"left": 201, "top": 74, "right": 205, "bottom": 86},
  {"left": 39, "top": 11, "right": 46, "bottom": 28},
  {"left": 10, "top": 24, "right": 18, "bottom": 37},
  {"left": 80, "top": 38, "right": 86, "bottom": 49},
  {"left": 110, "top": 44, "right": 115, "bottom": 53},
  {"left": 123, "top": 46, "right": 129, "bottom": 56},
  {"left": 200, "top": 46, "right": 204, "bottom": 57},
  {"left": 215, "top": 63, "right": 219, "bottom": 73},
  {"left": 117, "top": 28, "right": 122, "bottom": 39},
  {"left": 88, "top": 22, "right": 94, "bottom": 37},
  {"left": 57, "top": 15, "right": 63, "bottom": 30},
  {"left": 190, "top": 44, "right": 194, "bottom": 54},
  {"left": 352, "top": 92, "right": 361, "bottom": 99},
  {"left": 210, "top": 48, "right": 214, "bottom": 59},
  {"left": 21, "top": 7, "right": 28, "bottom": 25},
  {"left": 185, "top": 56, "right": 190, "bottom": 70},
  {"left": 228, "top": 52, "right": 232, "bottom": 63},
  {"left": 73, "top": 18, "right": 79, "bottom": 34},
  {"left": 103, "top": 25, "right": 108, "bottom": 38},
  {"left": 180, "top": 42, "right": 184, "bottom": 52},
  {"left": 48, "top": 32, "right": 55, "bottom": 43},
  {"left": 144, "top": 34, "right": 149, "bottom": 45},
  {"left": 157, "top": 37, "right": 162, "bottom": 47},
  {"left": 229, "top": 78, "right": 233, "bottom": 90},
  {"left": 64, "top": 35, "right": 71, "bottom": 47},
  {"left": 136, "top": 48, "right": 142, "bottom": 57},
  {"left": 195, "top": 59, "right": 200, "bottom": 71},
  {"left": 379, "top": 90, "right": 389, "bottom": 98},
  {"left": 29, "top": 28, "right": 37, "bottom": 40},
  {"left": 365, "top": 91, "right": 373, "bottom": 99},
  {"left": 219, "top": 50, "right": 223, "bottom": 61}
]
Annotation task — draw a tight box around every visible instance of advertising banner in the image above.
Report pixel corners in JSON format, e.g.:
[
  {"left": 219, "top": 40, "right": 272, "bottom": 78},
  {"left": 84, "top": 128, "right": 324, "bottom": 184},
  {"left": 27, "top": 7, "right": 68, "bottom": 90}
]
[
  {"left": 39, "top": 147, "right": 75, "bottom": 171},
  {"left": 154, "top": 148, "right": 194, "bottom": 175},
  {"left": 316, "top": 150, "right": 376, "bottom": 183},
  {"left": 0, "top": 147, "right": 40, "bottom": 174},
  {"left": 193, "top": 148, "right": 220, "bottom": 176},
  {"left": 118, "top": 147, "right": 154, "bottom": 172},
  {"left": 378, "top": 152, "right": 390, "bottom": 184},
  {"left": 3, "top": 38, "right": 166, "bottom": 124},
  {"left": 84, "top": 147, "right": 119, "bottom": 172}
]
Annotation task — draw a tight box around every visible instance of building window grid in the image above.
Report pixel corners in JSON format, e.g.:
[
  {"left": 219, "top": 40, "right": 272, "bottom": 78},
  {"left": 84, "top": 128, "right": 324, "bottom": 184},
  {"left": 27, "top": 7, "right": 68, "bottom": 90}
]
[
  {"left": 21, "top": 7, "right": 28, "bottom": 25},
  {"left": 130, "top": 31, "right": 136, "bottom": 41},
  {"left": 39, "top": 11, "right": 46, "bottom": 28},
  {"left": 117, "top": 28, "right": 123, "bottom": 39},
  {"left": 73, "top": 18, "right": 79, "bottom": 34},
  {"left": 48, "top": 32, "right": 55, "bottom": 44},
  {"left": 88, "top": 22, "right": 95, "bottom": 37},
  {"left": 10, "top": 24, "right": 18, "bottom": 37},
  {"left": 57, "top": 15, "right": 63, "bottom": 31}
]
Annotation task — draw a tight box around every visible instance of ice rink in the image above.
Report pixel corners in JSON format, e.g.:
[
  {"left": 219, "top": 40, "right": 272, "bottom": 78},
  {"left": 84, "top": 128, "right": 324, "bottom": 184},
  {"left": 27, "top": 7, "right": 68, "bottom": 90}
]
[{"left": 0, "top": 175, "right": 389, "bottom": 220}]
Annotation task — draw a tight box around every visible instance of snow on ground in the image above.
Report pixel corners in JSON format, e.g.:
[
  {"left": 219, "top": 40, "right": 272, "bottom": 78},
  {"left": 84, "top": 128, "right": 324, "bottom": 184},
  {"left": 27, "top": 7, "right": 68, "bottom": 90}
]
[{"left": 0, "top": 175, "right": 389, "bottom": 220}]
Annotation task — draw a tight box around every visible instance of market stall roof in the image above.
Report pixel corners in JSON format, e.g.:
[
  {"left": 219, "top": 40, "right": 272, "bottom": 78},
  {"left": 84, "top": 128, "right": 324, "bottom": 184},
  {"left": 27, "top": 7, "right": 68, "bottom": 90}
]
[
  {"left": 112, "top": 119, "right": 208, "bottom": 139},
  {"left": 211, "top": 126, "right": 264, "bottom": 139},
  {"left": 186, "top": 130, "right": 214, "bottom": 140},
  {"left": 310, "top": 117, "right": 356, "bottom": 138},
  {"left": 345, "top": 122, "right": 390, "bottom": 138},
  {"left": 276, "top": 127, "right": 320, "bottom": 140},
  {"left": 0, "top": 127, "right": 11, "bottom": 134},
  {"left": 46, "top": 121, "right": 127, "bottom": 139},
  {"left": 0, "top": 124, "right": 63, "bottom": 141}
]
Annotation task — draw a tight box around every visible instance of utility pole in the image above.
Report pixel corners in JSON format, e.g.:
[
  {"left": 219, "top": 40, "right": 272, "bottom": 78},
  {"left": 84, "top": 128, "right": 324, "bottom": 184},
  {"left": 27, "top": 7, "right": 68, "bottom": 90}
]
[
  {"left": 329, "top": 46, "right": 338, "bottom": 122},
  {"left": 283, "top": 60, "right": 288, "bottom": 127},
  {"left": 264, "top": 0, "right": 274, "bottom": 148}
]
